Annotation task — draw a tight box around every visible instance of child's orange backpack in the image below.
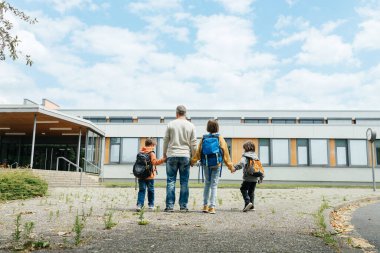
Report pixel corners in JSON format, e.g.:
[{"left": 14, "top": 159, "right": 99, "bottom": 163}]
[{"left": 245, "top": 157, "right": 265, "bottom": 177}]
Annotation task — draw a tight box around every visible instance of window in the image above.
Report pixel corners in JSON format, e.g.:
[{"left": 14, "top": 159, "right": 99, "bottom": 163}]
[
  {"left": 217, "top": 118, "right": 241, "bottom": 124},
  {"left": 272, "top": 118, "right": 296, "bottom": 124},
  {"left": 163, "top": 117, "right": 176, "bottom": 123},
  {"left": 327, "top": 119, "right": 352, "bottom": 125},
  {"left": 349, "top": 140, "right": 368, "bottom": 166},
  {"left": 138, "top": 117, "right": 161, "bottom": 124},
  {"left": 109, "top": 117, "right": 133, "bottom": 123},
  {"left": 156, "top": 138, "right": 164, "bottom": 158},
  {"left": 297, "top": 139, "right": 309, "bottom": 165},
  {"left": 121, "top": 138, "right": 139, "bottom": 163},
  {"left": 191, "top": 117, "right": 213, "bottom": 125},
  {"left": 110, "top": 138, "right": 121, "bottom": 163},
  {"left": 376, "top": 140, "right": 380, "bottom": 166},
  {"left": 225, "top": 138, "right": 232, "bottom": 157},
  {"left": 299, "top": 119, "right": 324, "bottom": 124},
  {"left": 335, "top": 140, "right": 348, "bottom": 166},
  {"left": 84, "top": 117, "right": 106, "bottom": 123},
  {"left": 310, "top": 139, "right": 328, "bottom": 165},
  {"left": 109, "top": 138, "right": 139, "bottom": 163},
  {"left": 271, "top": 139, "right": 289, "bottom": 165},
  {"left": 245, "top": 118, "right": 268, "bottom": 124},
  {"left": 259, "top": 139, "right": 270, "bottom": 165},
  {"left": 356, "top": 119, "right": 380, "bottom": 125}
]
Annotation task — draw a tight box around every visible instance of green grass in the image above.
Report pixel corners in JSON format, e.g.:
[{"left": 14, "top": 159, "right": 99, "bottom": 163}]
[
  {"left": 0, "top": 170, "right": 48, "bottom": 201},
  {"left": 312, "top": 199, "right": 339, "bottom": 251},
  {"left": 103, "top": 181, "right": 374, "bottom": 189}
]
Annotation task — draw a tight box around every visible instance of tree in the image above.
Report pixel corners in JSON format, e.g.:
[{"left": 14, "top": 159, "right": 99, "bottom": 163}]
[{"left": 0, "top": 1, "right": 37, "bottom": 66}]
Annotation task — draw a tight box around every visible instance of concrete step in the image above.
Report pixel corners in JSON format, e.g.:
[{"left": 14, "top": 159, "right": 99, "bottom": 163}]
[{"left": 32, "top": 169, "right": 101, "bottom": 187}]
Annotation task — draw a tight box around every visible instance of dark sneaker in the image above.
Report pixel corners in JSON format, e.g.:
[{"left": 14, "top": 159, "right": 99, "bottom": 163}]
[
  {"left": 180, "top": 207, "right": 189, "bottom": 212},
  {"left": 243, "top": 203, "right": 253, "bottom": 212},
  {"left": 164, "top": 207, "right": 174, "bottom": 212}
]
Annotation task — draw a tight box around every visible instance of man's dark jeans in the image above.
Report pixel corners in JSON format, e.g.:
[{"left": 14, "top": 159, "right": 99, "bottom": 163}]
[{"left": 166, "top": 157, "right": 190, "bottom": 209}]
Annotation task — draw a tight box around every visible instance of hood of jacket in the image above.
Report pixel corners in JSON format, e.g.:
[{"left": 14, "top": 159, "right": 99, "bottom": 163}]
[
  {"left": 141, "top": 146, "right": 155, "bottom": 153},
  {"left": 243, "top": 151, "right": 259, "bottom": 160}
]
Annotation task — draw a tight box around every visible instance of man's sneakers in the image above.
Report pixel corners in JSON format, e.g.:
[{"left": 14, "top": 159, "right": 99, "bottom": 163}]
[
  {"left": 180, "top": 207, "right": 189, "bottom": 212},
  {"left": 136, "top": 205, "right": 142, "bottom": 212},
  {"left": 243, "top": 202, "right": 253, "bottom": 212},
  {"left": 164, "top": 207, "right": 174, "bottom": 212},
  {"left": 148, "top": 206, "right": 155, "bottom": 210}
]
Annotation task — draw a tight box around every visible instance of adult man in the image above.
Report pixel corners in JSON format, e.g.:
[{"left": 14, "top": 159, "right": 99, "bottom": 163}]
[{"left": 163, "top": 105, "right": 197, "bottom": 212}]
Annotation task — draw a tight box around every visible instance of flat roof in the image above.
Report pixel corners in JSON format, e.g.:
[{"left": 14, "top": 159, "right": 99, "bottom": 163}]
[{"left": 0, "top": 104, "right": 105, "bottom": 136}]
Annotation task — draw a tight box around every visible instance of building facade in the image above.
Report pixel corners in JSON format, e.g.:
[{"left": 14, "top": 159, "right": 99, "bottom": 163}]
[{"left": 60, "top": 109, "right": 380, "bottom": 183}]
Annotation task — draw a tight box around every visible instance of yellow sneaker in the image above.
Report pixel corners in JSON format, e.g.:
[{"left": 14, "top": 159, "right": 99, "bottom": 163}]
[
  {"left": 202, "top": 205, "right": 209, "bottom": 213},
  {"left": 208, "top": 207, "right": 216, "bottom": 214}
]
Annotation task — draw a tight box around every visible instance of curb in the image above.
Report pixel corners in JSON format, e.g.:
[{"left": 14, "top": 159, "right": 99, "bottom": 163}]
[{"left": 324, "top": 196, "right": 380, "bottom": 252}]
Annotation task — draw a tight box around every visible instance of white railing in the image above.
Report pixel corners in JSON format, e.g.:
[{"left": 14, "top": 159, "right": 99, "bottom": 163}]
[
  {"left": 82, "top": 158, "right": 101, "bottom": 175},
  {"left": 56, "top": 157, "right": 83, "bottom": 186},
  {"left": 10, "top": 162, "right": 18, "bottom": 168}
]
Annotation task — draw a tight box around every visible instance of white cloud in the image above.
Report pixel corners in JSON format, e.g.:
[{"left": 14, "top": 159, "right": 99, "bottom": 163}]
[
  {"left": 273, "top": 69, "right": 365, "bottom": 109},
  {"left": 0, "top": 63, "right": 41, "bottom": 104},
  {"left": 285, "top": 0, "right": 298, "bottom": 6},
  {"left": 296, "top": 29, "right": 357, "bottom": 66},
  {"left": 128, "top": 0, "right": 182, "bottom": 13},
  {"left": 271, "top": 19, "right": 357, "bottom": 66},
  {"left": 144, "top": 15, "right": 190, "bottom": 42},
  {"left": 30, "top": 0, "right": 109, "bottom": 13},
  {"left": 354, "top": 20, "right": 380, "bottom": 51},
  {"left": 274, "top": 15, "right": 309, "bottom": 31},
  {"left": 194, "top": 15, "right": 256, "bottom": 69},
  {"left": 214, "top": 0, "right": 255, "bottom": 15}
]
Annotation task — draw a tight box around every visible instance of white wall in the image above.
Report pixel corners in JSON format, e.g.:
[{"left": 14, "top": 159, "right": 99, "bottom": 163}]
[
  {"left": 102, "top": 164, "right": 380, "bottom": 183},
  {"left": 96, "top": 123, "right": 380, "bottom": 139}
]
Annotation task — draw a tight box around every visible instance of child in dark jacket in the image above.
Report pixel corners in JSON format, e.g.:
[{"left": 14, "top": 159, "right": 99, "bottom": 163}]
[
  {"left": 136, "top": 138, "right": 166, "bottom": 211},
  {"left": 232, "top": 141, "right": 264, "bottom": 212}
]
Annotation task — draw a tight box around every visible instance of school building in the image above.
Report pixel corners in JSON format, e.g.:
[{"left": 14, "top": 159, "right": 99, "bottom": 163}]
[{"left": 1, "top": 99, "right": 380, "bottom": 183}]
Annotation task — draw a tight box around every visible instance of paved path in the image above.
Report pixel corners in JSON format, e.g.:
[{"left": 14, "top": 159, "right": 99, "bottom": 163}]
[
  {"left": 351, "top": 202, "right": 380, "bottom": 251},
  {"left": 1, "top": 188, "right": 380, "bottom": 252}
]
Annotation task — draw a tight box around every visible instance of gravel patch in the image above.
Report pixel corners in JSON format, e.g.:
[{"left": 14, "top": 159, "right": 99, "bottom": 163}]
[{"left": 1, "top": 187, "right": 379, "bottom": 252}]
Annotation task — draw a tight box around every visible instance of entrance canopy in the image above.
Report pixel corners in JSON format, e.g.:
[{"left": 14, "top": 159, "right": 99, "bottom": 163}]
[
  {"left": 0, "top": 100, "right": 105, "bottom": 171},
  {"left": 0, "top": 104, "right": 104, "bottom": 137}
]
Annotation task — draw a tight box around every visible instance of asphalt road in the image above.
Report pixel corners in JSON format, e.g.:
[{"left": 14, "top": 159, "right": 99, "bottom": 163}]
[{"left": 351, "top": 202, "right": 380, "bottom": 251}]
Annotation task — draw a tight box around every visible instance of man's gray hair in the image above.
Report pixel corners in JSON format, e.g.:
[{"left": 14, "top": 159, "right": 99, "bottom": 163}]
[{"left": 176, "top": 105, "right": 187, "bottom": 116}]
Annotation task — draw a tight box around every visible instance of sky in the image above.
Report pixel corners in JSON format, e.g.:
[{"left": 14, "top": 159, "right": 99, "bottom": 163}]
[{"left": 1, "top": 0, "right": 380, "bottom": 110}]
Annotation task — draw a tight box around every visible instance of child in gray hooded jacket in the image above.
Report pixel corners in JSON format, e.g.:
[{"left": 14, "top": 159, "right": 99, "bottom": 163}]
[{"left": 233, "top": 141, "right": 264, "bottom": 212}]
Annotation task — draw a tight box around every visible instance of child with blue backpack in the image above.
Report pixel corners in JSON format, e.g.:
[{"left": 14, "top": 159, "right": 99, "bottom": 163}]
[{"left": 191, "top": 120, "right": 233, "bottom": 214}]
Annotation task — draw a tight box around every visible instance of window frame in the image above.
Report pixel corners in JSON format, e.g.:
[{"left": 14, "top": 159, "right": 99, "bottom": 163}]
[
  {"left": 109, "top": 137, "right": 140, "bottom": 164},
  {"left": 296, "top": 139, "right": 309, "bottom": 166},
  {"left": 335, "top": 139, "right": 348, "bottom": 167},
  {"left": 348, "top": 139, "right": 369, "bottom": 167},
  {"left": 258, "top": 138, "right": 271, "bottom": 166},
  {"left": 270, "top": 139, "right": 291, "bottom": 166},
  {"left": 309, "top": 139, "right": 329, "bottom": 167}
]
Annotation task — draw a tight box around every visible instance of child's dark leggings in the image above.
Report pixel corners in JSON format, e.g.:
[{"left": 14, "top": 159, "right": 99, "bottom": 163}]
[{"left": 240, "top": 181, "right": 257, "bottom": 205}]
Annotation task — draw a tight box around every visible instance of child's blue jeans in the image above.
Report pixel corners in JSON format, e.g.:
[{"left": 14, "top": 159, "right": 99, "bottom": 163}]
[
  {"left": 203, "top": 166, "right": 221, "bottom": 208},
  {"left": 137, "top": 179, "right": 154, "bottom": 207}
]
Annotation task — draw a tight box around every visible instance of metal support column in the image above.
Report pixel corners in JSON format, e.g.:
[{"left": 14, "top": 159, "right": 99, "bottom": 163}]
[
  {"left": 30, "top": 113, "right": 37, "bottom": 169},
  {"left": 100, "top": 136, "right": 105, "bottom": 182},
  {"left": 76, "top": 130, "right": 82, "bottom": 172}
]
